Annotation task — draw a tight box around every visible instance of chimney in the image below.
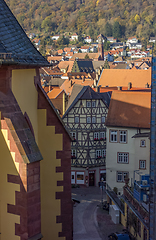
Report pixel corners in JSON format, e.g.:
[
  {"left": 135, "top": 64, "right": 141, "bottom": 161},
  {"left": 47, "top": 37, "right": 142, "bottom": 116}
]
[
  {"left": 96, "top": 86, "right": 100, "bottom": 93},
  {"left": 117, "top": 86, "right": 122, "bottom": 91},
  {"left": 82, "top": 76, "right": 85, "bottom": 83},
  {"left": 49, "top": 85, "right": 53, "bottom": 92},
  {"left": 128, "top": 82, "right": 132, "bottom": 90},
  {"left": 94, "top": 79, "right": 97, "bottom": 87},
  {"left": 145, "top": 83, "right": 149, "bottom": 88}
]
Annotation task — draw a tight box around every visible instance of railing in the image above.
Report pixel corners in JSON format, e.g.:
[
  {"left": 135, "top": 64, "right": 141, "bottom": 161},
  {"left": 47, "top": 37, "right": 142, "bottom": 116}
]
[
  {"left": 123, "top": 186, "right": 149, "bottom": 226},
  {"left": 0, "top": 53, "right": 12, "bottom": 60},
  {"left": 106, "top": 183, "right": 125, "bottom": 214}
]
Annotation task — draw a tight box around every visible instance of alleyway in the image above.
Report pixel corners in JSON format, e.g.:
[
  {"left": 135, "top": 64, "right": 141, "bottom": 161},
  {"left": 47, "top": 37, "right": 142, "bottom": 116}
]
[{"left": 72, "top": 186, "right": 124, "bottom": 240}]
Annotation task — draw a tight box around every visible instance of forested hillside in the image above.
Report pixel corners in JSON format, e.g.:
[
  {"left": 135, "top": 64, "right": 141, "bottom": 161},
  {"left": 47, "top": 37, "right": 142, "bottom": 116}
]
[{"left": 5, "top": 0, "right": 156, "bottom": 41}]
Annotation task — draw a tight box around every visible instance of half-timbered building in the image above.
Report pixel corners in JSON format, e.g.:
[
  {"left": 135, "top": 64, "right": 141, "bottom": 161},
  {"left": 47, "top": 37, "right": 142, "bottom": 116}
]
[{"left": 62, "top": 86, "right": 111, "bottom": 186}]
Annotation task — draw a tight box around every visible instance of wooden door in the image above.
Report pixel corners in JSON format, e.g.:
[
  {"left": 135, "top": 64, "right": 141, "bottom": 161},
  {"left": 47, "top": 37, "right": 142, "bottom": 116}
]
[{"left": 89, "top": 172, "right": 95, "bottom": 186}]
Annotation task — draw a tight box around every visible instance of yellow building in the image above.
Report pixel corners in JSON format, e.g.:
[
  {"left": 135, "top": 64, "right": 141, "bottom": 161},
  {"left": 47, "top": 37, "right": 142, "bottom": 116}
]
[{"left": 0, "top": 1, "right": 73, "bottom": 240}]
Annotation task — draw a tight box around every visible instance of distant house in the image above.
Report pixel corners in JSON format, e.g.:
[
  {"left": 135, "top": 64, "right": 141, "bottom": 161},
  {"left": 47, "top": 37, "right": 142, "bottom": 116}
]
[
  {"left": 84, "top": 36, "right": 92, "bottom": 43},
  {"left": 47, "top": 55, "right": 64, "bottom": 64},
  {"left": 149, "top": 36, "right": 156, "bottom": 43},
  {"left": 80, "top": 46, "right": 90, "bottom": 53},
  {"left": 106, "top": 37, "right": 117, "bottom": 43},
  {"left": 129, "top": 42, "right": 142, "bottom": 49},
  {"left": 64, "top": 47, "right": 73, "bottom": 53},
  {"left": 65, "top": 52, "right": 74, "bottom": 59},
  {"left": 51, "top": 35, "right": 60, "bottom": 40},
  {"left": 29, "top": 33, "right": 36, "bottom": 39},
  {"left": 96, "top": 34, "right": 106, "bottom": 43},
  {"left": 57, "top": 49, "right": 64, "bottom": 55},
  {"left": 110, "top": 42, "right": 124, "bottom": 49},
  {"left": 71, "top": 33, "right": 78, "bottom": 41},
  {"left": 104, "top": 52, "right": 114, "bottom": 62},
  {"left": 126, "top": 36, "right": 138, "bottom": 45},
  {"left": 33, "top": 38, "right": 40, "bottom": 46}
]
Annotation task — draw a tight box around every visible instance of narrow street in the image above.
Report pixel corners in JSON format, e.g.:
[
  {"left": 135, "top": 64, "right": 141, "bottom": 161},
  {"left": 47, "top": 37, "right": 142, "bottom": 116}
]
[
  {"left": 72, "top": 186, "right": 103, "bottom": 240},
  {"left": 72, "top": 186, "right": 124, "bottom": 240}
]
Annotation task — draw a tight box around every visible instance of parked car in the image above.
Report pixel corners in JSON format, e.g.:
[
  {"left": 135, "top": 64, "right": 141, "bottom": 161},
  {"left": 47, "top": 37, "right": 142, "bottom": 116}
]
[{"left": 108, "top": 232, "right": 131, "bottom": 240}]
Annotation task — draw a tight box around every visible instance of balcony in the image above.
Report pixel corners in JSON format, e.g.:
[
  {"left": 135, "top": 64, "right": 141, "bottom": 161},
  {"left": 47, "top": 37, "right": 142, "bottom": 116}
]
[{"left": 123, "top": 186, "right": 149, "bottom": 227}]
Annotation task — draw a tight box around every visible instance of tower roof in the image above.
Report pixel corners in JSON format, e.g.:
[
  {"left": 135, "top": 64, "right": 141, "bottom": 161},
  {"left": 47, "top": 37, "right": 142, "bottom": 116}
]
[{"left": 0, "top": 0, "right": 49, "bottom": 66}]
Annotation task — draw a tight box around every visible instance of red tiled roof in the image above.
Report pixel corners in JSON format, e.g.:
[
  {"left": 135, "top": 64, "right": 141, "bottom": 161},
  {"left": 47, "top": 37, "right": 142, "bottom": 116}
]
[
  {"left": 106, "top": 91, "right": 151, "bottom": 128},
  {"left": 98, "top": 69, "right": 151, "bottom": 88}
]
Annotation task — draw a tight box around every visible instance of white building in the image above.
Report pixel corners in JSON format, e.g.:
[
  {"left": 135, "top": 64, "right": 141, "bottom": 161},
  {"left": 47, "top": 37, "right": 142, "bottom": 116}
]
[
  {"left": 84, "top": 36, "right": 92, "bottom": 43},
  {"left": 51, "top": 35, "right": 60, "bottom": 40},
  {"left": 106, "top": 91, "right": 150, "bottom": 195}
]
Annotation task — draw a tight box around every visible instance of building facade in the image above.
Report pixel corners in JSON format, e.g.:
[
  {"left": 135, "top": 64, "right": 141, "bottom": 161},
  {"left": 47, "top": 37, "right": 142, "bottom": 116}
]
[
  {"left": 106, "top": 91, "right": 150, "bottom": 195},
  {"left": 63, "top": 86, "right": 110, "bottom": 186}
]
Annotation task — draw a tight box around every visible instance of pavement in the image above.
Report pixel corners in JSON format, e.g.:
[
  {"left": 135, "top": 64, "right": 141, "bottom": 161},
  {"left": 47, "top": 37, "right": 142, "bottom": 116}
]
[{"left": 72, "top": 186, "right": 124, "bottom": 240}]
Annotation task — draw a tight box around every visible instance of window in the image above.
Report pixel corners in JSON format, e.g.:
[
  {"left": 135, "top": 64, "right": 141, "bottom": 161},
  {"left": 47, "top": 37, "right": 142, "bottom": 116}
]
[
  {"left": 117, "top": 153, "right": 129, "bottom": 163},
  {"left": 139, "top": 160, "right": 146, "bottom": 169},
  {"left": 87, "top": 116, "right": 91, "bottom": 123},
  {"left": 92, "top": 116, "right": 96, "bottom": 123},
  {"left": 102, "top": 149, "right": 106, "bottom": 157},
  {"left": 117, "top": 172, "right": 123, "bottom": 182},
  {"left": 120, "top": 131, "right": 127, "bottom": 143},
  {"left": 71, "top": 149, "right": 76, "bottom": 158},
  {"left": 110, "top": 130, "right": 117, "bottom": 142},
  {"left": 140, "top": 140, "right": 146, "bottom": 147},
  {"left": 92, "top": 101, "right": 96, "bottom": 107},
  {"left": 75, "top": 116, "right": 79, "bottom": 123},
  {"left": 86, "top": 101, "right": 91, "bottom": 107},
  {"left": 117, "top": 171, "right": 129, "bottom": 182},
  {"left": 100, "top": 132, "right": 105, "bottom": 139},
  {"left": 101, "top": 116, "right": 105, "bottom": 123},
  {"left": 71, "top": 132, "right": 76, "bottom": 140},
  {"left": 96, "top": 150, "right": 101, "bottom": 158},
  {"left": 76, "top": 172, "right": 84, "bottom": 184},
  {"left": 94, "top": 132, "right": 99, "bottom": 139}
]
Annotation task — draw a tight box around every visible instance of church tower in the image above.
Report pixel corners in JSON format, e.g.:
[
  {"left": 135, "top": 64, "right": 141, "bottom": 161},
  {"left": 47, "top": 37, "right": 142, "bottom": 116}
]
[{"left": 98, "top": 34, "right": 104, "bottom": 60}]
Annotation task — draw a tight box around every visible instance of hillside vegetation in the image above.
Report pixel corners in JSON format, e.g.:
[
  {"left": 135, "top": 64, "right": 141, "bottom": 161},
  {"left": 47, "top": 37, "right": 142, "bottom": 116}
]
[{"left": 6, "top": 0, "right": 156, "bottom": 41}]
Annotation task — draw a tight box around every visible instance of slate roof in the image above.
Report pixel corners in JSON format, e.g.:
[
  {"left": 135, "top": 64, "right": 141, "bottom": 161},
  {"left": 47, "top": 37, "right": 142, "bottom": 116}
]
[
  {"left": 63, "top": 86, "right": 110, "bottom": 118},
  {"left": 72, "top": 59, "right": 95, "bottom": 73},
  {"left": 0, "top": 0, "right": 49, "bottom": 66}
]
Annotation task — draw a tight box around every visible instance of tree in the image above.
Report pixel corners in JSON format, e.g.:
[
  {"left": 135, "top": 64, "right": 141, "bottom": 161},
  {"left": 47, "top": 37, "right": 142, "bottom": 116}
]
[
  {"left": 113, "top": 21, "right": 122, "bottom": 39},
  {"left": 103, "top": 41, "right": 110, "bottom": 50},
  {"left": 105, "top": 22, "right": 112, "bottom": 36},
  {"left": 134, "top": 14, "right": 140, "bottom": 24},
  {"left": 103, "top": 60, "right": 110, "bottom": 69},
  {"left": 57, "top": 35, "right": 69, "bottom": 46},
  {"left": 84, "top": 54, "right": 90, "bottom": 59}
]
